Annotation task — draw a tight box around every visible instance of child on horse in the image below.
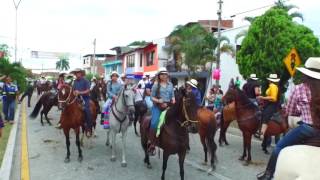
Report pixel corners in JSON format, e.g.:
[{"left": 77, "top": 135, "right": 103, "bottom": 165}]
[
  {"left": 71, "top": 68, "right": 92, "bottom": 130},
  {"left": 257, "top": 57, "right": 320, "bottom": 180},
  {"left": 148, "top": 68, "right": 175, "bottom": 154},
  {"left": 258, "top": 74, "right": 281, "bottom": 139},
  {"left": 102, "top": 71, "right": 122, "bottom": 128}
]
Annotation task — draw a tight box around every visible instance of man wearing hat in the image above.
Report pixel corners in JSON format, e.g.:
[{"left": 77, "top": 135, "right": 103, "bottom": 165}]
[
  {"left": 243, "top": 74, "right": 261, "bottom": 106},
  {"left": 2, "top": 76, "right": 18, "bottom": 124},
  {"left": 19, "top": 81, "right": 34, "bottom": 107},
  {"left": 119, "top": 73, "right": 126, "bottom": 85},
  {"left": 71, "top": 68, "right": 92, "bottom": 130},
  {"left": 90, "top": 76, "right": 97, "bottom": 91},
  {"left": 257, "top": 58, "right": 320, "bottom": 180},
  {"left": 185, "top": 79, "right": 202, "bottom": 106}
]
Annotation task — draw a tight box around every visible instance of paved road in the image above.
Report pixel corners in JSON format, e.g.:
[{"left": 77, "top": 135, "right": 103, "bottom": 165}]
[{"left": 12, "top": 96, "right": 271, "bottom": 180}]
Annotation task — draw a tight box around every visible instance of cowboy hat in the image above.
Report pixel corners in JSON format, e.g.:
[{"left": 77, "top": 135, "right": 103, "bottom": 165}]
[
  {"left": 110, "top": 71, "right": 119, "bottom": 77},
  {"left": 120, "top": 73, "right": 126, "bottom": 78},
  {"left": 186, "top": 79, "right": 198, "bottom": 88},
  {"left": 59, "top": 72, "right": 66, "bottom": 77},
  {"left": 297, "top": 57, "right": 320, "bottom": 80},
  {"left": 267, "top": 74, "right": 280, "bottom": 83},
  {"left": 70, "top": 68, "right": 85, "bottom": 74},
  {"left": 249, "top": 74, "right": 259, "bottom": 80},
  {"left": 91, "top": 76, "right": 97, "bottom": 81},
  {"left": 157, "top": 67, "right": 168, "bottom": 75}
]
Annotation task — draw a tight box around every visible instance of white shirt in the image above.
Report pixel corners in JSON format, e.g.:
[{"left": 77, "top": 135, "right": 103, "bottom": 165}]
[
  {"left": 138, "top": 79, "right": 145, "bottom": 89},
  {"left": 134, "top": 88, "right": 144, "bottom": 102}
]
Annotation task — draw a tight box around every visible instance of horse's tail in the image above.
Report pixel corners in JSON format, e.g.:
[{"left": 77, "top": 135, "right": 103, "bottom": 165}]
[
  {"left": 30, "top": 98, "right": 42, "bottom": 119},
  {"left": 206, "top": 116, "right": 218, "bottom": 166}
]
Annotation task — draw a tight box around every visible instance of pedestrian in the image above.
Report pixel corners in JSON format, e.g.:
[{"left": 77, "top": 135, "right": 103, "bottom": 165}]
[
  {"left": 213, "top": 86, "right": 223, "bottom": 113},
  {"left": 185, "top": 79, "right": 201, "bottom": 106},
  {"left": 257, "top": 57, "right": 320, "bottom": 180},
  {"left": 148, "top": 67, "right": 175, "bottom": 154},
  {"left": 235, "top": 76, "right": 241, "bottom": 89},
  {"left": 138, "top": 75, "right": 147, "bottom": 89},
  {"left": 119, "top": 73, "right": 126, "bottom": 85},
  {"left": 70, "top": 68, "right": 92, "bottom": 130},
  {"left": 242, "top": 74, "right": 261, "bottom": 106},
  {"left": 0, "top": 75, "right": 6, "bottom": 137},
  {"left": 2, "top": 76, "right": 19, "bottom": 124},
  {"left": 205, "top": 87, "right": 215, "bottom": 111},
  {"left": 258, "top": 74, "right": 281, "bottom": 139},
  {"left": 19, "top": 81, "right": 34, "bottom": 107}
]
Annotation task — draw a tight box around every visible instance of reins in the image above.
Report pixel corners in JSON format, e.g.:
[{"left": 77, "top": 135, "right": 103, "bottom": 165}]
[
  {"left": 178, "top": 97, "right": 198, "bottom": 128},
  {"left": 58, "top": 86, "right": 77, "bottom": 106}
]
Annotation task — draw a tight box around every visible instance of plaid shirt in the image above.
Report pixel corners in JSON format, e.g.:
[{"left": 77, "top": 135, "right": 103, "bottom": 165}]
[{"left": 286, "top": 83, "right": 312, "bottom": 125}]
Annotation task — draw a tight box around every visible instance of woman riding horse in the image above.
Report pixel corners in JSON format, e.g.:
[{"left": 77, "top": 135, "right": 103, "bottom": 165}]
[{"left": 257, "top": 57, "right": 320, "bottom": 180}]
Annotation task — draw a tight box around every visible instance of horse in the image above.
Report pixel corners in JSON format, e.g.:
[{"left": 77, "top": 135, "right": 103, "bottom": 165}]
[
  {"left": 57, "top": 84, "right": 97, "bottom": 163},
  {"left": 222, "top": 87, "right": 288, "bottom": 165},
  {"left": 133, "top": 88, "right": 148, "bottom": 136},
  {"left": 274, "top": 145, "right": 320, "bottom": 180},
  {"left": 195, "top": 107, "right": 218, "bottom": 172},
  {"left": 36, "top": 81, "right": 51, "bottom": 96},
  {"left": 218, "top": 101, "right": 236, "bottom": 146},
  {"left": 105, "top": 84, "right": 135, "bottom": 167},
  {"left": 29, "top": 92, "right": 58, "bottom": 126},
  {"left": 140, "top": 89, "right": 198, "bottom": 180}
]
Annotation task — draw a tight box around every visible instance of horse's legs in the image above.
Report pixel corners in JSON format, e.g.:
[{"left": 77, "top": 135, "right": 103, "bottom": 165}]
[
  {"left": 106, "top": 129, "right": 110, "bottom": 146},
  {"left": 239, "top": 132, "right": 247, "bottom": 161},
  {"left": 246, "top": 134, "right": 253, "bottom": 164},
  {"left": 161, "top": 151, "right": 169, "bottom": 180},
  {"left": 178, "top": 151, "right": 186, "bottom": 180},
  {"left": 110, "top": 130, "right": 116, "bottom": 161},
  {"left": 63, "top": 129, "right": 71, "bottom": 163},
  {"left": 40, "top": 110, "right": 44, "bottom": 126},
  {"left": 200, "top": 135, "right": 208, "bottom": 165},
  {"left": 121, "top": 130, "right": 127, "bottom": 167},
  {"left": 75, "top": 128, "right": 83, "bottom": 162},
  {"left": 134, "top": 111, "right": 139, "bottom": 136}
]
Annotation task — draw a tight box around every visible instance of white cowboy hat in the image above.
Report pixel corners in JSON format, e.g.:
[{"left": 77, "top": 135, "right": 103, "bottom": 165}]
[
  {"left": 120, "top": 73, "right": 126, "bottom": 78},
  {"left": 70, "top": 68, "right": 85, "bottom": 74},
  {"left": 186, "top": 79, "right": 198, "bottom": 88},
  {"left": 110, "top": 71, "right": 119, "bottom": 77},
  {"left": 91, "top": 76, "right": 97, "bottom": 81},
  {"left": 157, "top": 67, "right": 168, "bottom": 75},
  {"left": 297, "top": 57, "right": 320, "bottom": 80},
  {"left": 249, "top": 74, "right": 259, "bottom": 80},
  {"left": 267, "top": 74, "right": 280, "bottom": 82},
  {"left": 142, "top": 75, "right": 147, "bottom": 79}
]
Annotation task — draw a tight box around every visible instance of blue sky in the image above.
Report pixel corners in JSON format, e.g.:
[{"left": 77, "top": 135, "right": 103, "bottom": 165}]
[{"left": 0, "top": 0, "right": 319, "bottom": 70}]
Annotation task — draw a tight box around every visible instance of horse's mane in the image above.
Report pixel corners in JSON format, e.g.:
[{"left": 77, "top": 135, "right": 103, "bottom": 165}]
[{"left": 235, "top": 88, "right": 257, "bottom": 109}]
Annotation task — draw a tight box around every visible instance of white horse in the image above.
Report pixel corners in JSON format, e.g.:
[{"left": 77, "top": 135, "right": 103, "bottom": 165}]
[
  {"left": 274, "top": 145, "right": 320, "bottom": 180},
  {"left": 106, "top": 84, "right": 135, "bottom": 167}
]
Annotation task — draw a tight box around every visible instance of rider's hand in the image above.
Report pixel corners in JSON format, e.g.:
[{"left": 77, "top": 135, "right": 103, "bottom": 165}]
[
  {"left": 158, "top": 99, "right": 164, "bottom": 104},
  {"left": 160, "top": 103, "right": 168, "bottom": 109},
  {"left": 171, "top": 99, "right": 176, "bottom": 104},
  {"left": 112, "top": 95, "right": 118, "bottom": 101},
  {"left": 74, "top": 90, "right": 80, "bottom": 96}
]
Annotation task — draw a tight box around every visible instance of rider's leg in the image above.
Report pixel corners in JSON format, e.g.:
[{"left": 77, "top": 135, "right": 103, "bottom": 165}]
[
  {"left": 260, "top": 103, "right": 277, "bottom": 138},
  {"left": 148, "top": 105, "right": 161, "bottom": 154},
  {"left": 83, "top": 96, "right": 92, "bottom": 130}
]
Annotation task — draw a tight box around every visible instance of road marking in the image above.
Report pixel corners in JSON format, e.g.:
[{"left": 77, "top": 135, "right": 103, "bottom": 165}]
[{"left": 21, "top": 101, "right": 30, "bottom": 180}]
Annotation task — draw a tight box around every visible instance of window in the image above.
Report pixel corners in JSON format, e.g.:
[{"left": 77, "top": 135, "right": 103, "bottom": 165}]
[
  {"left": 112, "top": 65, "right": 117, "bottom": 71},
  {"left": 126, "top": 54, "right": 135, "bottom": 67},
  {"left": 146, "top": 50, "right": 155, "bottom": 66},
  {"left": 140, "top": 53, "right": 143, "bottom": 67}
]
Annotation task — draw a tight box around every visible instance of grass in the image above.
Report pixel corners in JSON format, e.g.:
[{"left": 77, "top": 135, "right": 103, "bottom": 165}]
[{"left": 0, "top": 123, "right": 12, "bottom": 166}]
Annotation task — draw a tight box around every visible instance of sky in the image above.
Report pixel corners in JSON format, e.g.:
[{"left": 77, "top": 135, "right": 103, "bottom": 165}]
[{"left": 0, "top": 0, "right": 319, "bottom": 71}]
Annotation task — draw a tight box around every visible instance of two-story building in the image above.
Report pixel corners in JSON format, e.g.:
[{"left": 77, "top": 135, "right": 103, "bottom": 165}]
[{"left": 83, "top": 54, "right": 115, "bottom": 76}]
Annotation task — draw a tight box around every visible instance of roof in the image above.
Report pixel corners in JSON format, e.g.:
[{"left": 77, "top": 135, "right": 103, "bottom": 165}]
[{"left": 83, "top": 54, "right": 115, "bottom": 58}]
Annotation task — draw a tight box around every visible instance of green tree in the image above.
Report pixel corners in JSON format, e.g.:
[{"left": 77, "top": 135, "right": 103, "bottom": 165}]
[
  {"left": 56, "top": 55, "right": 70, "bottom": 71},
  {"left": 127, "top": 41, "right": 148, "bottom": 46},
  {"left": 237, "top": 8, "right": 320, "bottom": 92},
  {"left": 84, "top": 72, "right": 99, "bottom": 81},
  {"left": 165, "top": 24, "right": 234, "bottom": 73}
]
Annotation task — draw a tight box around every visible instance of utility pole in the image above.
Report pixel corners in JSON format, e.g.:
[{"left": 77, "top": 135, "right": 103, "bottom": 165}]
[
  {"left": 215, "top": 0, "right": 223, "bottom": 85},
  {"left": 93, "top": 38, "right": 96, "bottom": 75},
  {"left": 12, "top": 0, "right": 23, "bottom": 62}
]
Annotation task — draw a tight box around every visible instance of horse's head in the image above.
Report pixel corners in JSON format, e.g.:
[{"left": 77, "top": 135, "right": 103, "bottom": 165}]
[
  {"left": 57, "top": 84, "right": 73, "bottom": 110},
  {"left": 223, "top": 88, "right": 237, "bottom": 105},
  {"left": 178, "top": 88, "right": 198, "bottom": 128},
  {"left": 122, "top": 84, "right": 136, "bottom": 121}
]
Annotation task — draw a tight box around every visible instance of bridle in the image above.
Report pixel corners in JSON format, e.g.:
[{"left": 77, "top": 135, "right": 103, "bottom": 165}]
[
  {"left": 58, "top": 85, "right": 77, "bottom": 106},
  {"left": 179, "top": 97, "right": 198, "bottom": 128}
]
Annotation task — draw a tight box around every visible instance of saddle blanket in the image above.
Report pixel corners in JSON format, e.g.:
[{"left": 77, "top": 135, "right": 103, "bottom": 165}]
[{"left": 156, "top": 110, "right": 167, "bottom": 137}]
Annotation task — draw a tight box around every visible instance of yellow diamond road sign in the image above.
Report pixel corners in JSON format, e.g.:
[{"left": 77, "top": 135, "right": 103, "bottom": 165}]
[{"left": 283, "top": 48, "right": 301, "bottom": 77}]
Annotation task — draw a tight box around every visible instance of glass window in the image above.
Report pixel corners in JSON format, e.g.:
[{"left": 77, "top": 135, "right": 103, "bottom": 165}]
[
  {"left": 140, "top": 53, "right": 143, "bottom": 67},
  {"left": 126, "top": 54, "right": 135, "bottom": 67}
]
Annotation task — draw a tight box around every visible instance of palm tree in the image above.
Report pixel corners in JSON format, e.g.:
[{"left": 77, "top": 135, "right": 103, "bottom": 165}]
[{"left": 56, "top": 55, "right": 70, "bottom": 72}]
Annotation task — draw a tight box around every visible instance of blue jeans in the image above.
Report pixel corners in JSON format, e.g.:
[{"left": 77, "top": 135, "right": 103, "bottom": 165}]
[
  {"left": 3, "top": 100, "right": 16, "bottom": 121},
  {"left": 151, "top": 105, "right": 161, "bottom": 130},
  {"left": 82, "top": 96, "right": 92, "bottom": 129},
  {"left": 266, "top": 122, "right": 319, "bottom": 174}
]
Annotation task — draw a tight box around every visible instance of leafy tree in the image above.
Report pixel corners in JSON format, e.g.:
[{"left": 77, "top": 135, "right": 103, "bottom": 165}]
[
  {"left": 84, "top": 72, "right": 99, "bottom": 81},
  {"left": 165, "top": 24, "right": 234, "bottom": 73},
  {"left": 127, "top": 41, "right": 148, "bottom": 46},
  {"left": 237, "top": 8, "right": 320, "bottom": 92},
  {"left": 56, "top": 55, "right": 70, "bottom": 71}
]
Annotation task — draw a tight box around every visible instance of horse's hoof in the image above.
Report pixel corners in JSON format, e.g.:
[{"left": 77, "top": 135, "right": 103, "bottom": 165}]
[
  {"left": 264, "top": 150, "right": 269, "bottom": 155},
  {"left": 121, "top": 162, "right": 127, "bottom": 167},
  {"left": 78, "top": 156, "right": 83, "bottom": 162},
  {"left": 110, "top": 157, "right": 116, "bottom": 162},
  {"left": 106, "top": 142, "right": 109, "bottom": 146},
  {"left": 225, "top": 142, "right": 229, "bottom": 146},
  {"left": 64, "top": 158, "right": 70, "bottom": 163},
  {"left": 238, "top": 157, "right": 245, "bottom": 161},
  {"left": 201, "top": 161, "right": 208, "bottom": 166},
  {"left": 207, "top": 167, "right": 215, "bottom": 174},
  {"left": 146, "top": 164, "right": 152, "bottom": 169},
  {"left": 243, "top": 161, "right": 250, "bottom": 166}
]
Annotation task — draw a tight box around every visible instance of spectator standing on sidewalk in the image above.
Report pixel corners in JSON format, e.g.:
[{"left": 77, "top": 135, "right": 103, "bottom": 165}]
[
  {"left": 0, "top": 75, "right": 5, "bottom": 137},
  {"left": 19, "top": 81, "right": 34, "bottom": 107},
  {"left": 2, "top": 76, "right": 18, "bottom": 124}
]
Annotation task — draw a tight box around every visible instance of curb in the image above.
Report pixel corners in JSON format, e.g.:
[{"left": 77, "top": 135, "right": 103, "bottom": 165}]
[{"left": 0, "top": 103, "right": 21, "bottom": 180}]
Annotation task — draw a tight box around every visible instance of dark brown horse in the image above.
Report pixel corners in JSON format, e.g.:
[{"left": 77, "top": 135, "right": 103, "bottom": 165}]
[
  {"left": 30, "top": 92, "right": 58, "bottom": 126},
  {"left": 36, "top": 81, "right": 51, "bottom": 96},
  {"left": 140, "top": 90, "right": 198, "bottom": 180},
  {"left": 222, "top": 87, "right": 288, "bottom": 165},
  {"left": 57, "top": 84, "right": 97, "bottom": 163}
]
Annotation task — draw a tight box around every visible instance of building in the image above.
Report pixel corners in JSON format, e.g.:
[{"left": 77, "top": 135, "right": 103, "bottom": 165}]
[{"left": 83, "top": 54, "right": 114, "bottom": 75}]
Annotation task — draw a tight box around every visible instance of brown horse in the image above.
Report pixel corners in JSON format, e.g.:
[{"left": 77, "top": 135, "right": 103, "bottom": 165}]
[
  {"left": 140, "top": 90, "right": 198, "bottom": 180},
  {"left": 218, "top": 102, "right": 236, "bottom": 146},
  {"left": 57, "top": 84, "right": 97, "bottom": 163},
  {"left": 222, "top": 87, "right": 288, "bottom": 164},
  {"left": 191, "top": 107, "right": 218, "bottom": 172}
]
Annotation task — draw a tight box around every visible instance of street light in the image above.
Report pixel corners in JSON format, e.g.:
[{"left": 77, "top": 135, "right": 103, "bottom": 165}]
[{"left": 12, "top": 0, "right": 23, "bottom": 62}]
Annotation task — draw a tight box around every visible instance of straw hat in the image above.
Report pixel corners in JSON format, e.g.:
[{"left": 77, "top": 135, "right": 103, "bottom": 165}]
[
  {"left": 186, "top": 79, "right": 198, "bottom": 88},
  {"left": 267, "top": 74, "right": 280, "bottom": 83},
  {"left": 70, "top": 68, "right": 85, "bottom": 75},
  {"left": 110, "top": 71, "right": 119, "bottom": 77},
  {"left": 91, "top": 76, "right": 97, "bottom": 81},
  {"left": 297, "top": 57, "right": 320, "bottom": 80},
  {"left": 249, "top": 74, "right": 259, "bottom": 80},
  {"left": 157, "top": 67, "right": 168, "bottom": 75}
]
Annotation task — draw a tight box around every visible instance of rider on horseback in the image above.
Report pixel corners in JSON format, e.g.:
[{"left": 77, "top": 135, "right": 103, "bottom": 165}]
[
  {"left": 148, "top": 67, "right": 175, "bottom": 154},
  {"left": 243, "top": 74, "right": 261, "bottom": 106},
  {"left": 258, "top": 74, "right": 281, "bottom": 139},
  {"left": 71, "top": 68, "right": 92, "bottom": 130},
  {"left": 185, "top": 79, "right": 201, "bottom": 106},
  {"left": 257, "top": 57, "right": 320, "bottom": 180}
]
